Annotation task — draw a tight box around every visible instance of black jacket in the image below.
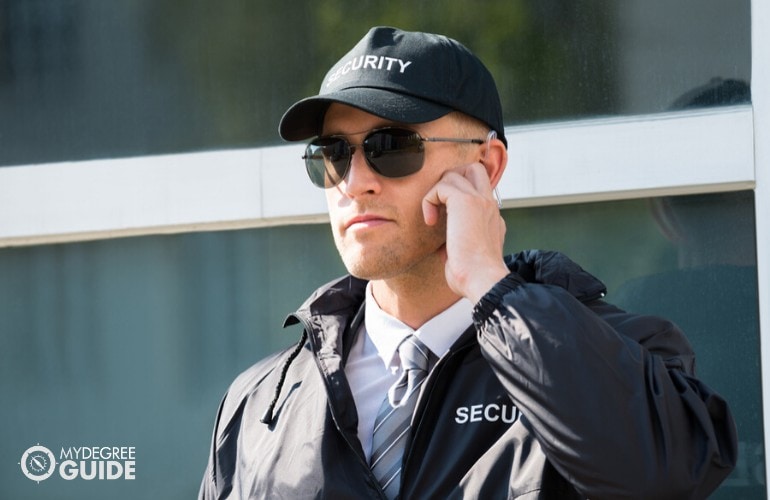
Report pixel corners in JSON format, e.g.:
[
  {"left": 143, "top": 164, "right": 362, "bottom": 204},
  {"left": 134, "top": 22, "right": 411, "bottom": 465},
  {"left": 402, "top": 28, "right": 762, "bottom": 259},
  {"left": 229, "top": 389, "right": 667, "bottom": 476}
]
[{"left": 199, "top": 250, "right": 737, "bottom": 499}]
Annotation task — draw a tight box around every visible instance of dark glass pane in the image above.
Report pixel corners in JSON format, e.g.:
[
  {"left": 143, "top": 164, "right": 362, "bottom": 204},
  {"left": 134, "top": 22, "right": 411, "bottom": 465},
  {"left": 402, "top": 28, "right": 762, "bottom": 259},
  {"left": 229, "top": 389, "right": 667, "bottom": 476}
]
[
  {"left": 0, "top": 0, "right": 750, "bottom": 167},
  {"left": 503, "top": 191, "right": 764, "bottom": 498}
]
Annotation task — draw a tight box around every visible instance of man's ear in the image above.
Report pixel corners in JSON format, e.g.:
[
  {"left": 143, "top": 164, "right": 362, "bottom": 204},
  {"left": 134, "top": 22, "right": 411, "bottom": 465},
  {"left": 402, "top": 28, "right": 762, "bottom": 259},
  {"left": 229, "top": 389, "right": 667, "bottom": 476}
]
[{"left": 479, "top": 137, "right": 508, "bottom": 189}]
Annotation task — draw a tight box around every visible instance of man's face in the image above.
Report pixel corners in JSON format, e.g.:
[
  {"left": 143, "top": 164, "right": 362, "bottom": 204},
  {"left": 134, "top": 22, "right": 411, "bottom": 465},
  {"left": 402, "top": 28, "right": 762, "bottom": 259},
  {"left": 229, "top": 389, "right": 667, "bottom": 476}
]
[{"left": 321, "top": 103, "right": 478, "bottom": 281}]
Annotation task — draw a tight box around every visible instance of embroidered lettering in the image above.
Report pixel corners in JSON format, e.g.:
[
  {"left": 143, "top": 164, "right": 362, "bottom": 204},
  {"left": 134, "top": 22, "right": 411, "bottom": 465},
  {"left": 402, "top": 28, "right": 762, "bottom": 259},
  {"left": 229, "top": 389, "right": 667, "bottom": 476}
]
[
  {"left": 325, "top": 55, "right": 413, "bottom": 86},
  {"left": 455, "top": 403, "right": 521, "bottom": 424}
]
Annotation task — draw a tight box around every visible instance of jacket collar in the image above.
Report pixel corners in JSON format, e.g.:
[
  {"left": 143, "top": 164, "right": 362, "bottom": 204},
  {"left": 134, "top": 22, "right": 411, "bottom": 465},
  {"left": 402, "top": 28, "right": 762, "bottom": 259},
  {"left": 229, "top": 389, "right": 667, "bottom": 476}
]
[{"left": 284, "top": 250, "right": 607, "bottom": 339}]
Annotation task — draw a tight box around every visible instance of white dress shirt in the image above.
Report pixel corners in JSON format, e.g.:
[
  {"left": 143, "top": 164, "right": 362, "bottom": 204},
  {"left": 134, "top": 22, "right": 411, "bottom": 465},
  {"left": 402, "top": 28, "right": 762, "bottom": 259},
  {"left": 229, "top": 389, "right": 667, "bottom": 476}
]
[{"left": 344, "top": 282, "right": 473, "bottom": 461}]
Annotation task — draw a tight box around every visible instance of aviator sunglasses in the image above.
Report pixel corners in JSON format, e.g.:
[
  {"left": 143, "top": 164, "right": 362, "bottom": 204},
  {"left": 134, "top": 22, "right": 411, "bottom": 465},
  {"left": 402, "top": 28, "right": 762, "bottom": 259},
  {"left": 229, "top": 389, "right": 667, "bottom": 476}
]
[{"left": 302, "top": 127, "right": 485, "bottom": 188}]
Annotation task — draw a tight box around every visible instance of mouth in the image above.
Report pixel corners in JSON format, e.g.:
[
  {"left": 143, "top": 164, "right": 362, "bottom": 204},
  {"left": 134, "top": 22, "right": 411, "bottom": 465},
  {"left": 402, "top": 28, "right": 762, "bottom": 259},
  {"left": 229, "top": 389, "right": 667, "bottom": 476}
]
[{"left": 344, "top": 214, "right": 392, "bottom": 231}]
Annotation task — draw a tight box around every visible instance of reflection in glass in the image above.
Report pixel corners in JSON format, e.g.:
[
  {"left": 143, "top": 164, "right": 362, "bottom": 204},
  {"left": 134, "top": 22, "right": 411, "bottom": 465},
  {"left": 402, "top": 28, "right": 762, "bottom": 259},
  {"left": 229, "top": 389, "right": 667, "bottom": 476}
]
[
  {"left": 612, "top": 192, "right": 764, "bottom": 498},
  {"left": 0, "top": 0, "right": 751, "bottom": 166}
]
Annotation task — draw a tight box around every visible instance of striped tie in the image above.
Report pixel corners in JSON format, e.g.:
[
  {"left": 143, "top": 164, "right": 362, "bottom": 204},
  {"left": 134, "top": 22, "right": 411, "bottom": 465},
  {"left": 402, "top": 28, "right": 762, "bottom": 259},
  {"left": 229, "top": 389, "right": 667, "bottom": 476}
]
[{"left": 369, "top": 335, "right": 433, "bottom": 499}]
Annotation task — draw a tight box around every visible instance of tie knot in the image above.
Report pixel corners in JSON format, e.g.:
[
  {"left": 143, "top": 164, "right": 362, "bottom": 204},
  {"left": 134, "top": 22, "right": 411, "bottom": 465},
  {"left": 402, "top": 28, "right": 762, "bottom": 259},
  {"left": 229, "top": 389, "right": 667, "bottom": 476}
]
[{"left": 398, "top": 335, "right": 431, "bottom": 373}]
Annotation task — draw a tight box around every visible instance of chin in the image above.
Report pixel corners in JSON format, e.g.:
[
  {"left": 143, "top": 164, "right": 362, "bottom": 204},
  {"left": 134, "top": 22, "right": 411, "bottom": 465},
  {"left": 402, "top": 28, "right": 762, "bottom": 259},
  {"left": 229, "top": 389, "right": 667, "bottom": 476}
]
[
  {"left": 342, "top": 261, "right": 389, "bottom": 281},
  {"left": 339, "top": 252, "right": 396, "bottom": 280},
  {"left": 336, "top": 233, "right": 443, "bottom": 281}
]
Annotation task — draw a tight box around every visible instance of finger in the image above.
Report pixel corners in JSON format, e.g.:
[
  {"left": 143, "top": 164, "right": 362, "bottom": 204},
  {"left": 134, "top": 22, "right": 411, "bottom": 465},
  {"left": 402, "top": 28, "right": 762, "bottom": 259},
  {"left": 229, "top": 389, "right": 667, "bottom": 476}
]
[
  {"left": 422, "top": 181, "right": 453, "bottom": 225},
  {"left": 422, "top": 195, "right": 441, "bottom": 226},
  {"left": 422, "top": 163, "right": 497, "bottom": 225},
  {"left": 421, "top": 175, "right": 473, "bottom": 225},
  {"left": 440, "top": 164, "right": 495, "bottom": 202},
  {"left": 463, "top": 162, "right": 495, "bottom": 193}
]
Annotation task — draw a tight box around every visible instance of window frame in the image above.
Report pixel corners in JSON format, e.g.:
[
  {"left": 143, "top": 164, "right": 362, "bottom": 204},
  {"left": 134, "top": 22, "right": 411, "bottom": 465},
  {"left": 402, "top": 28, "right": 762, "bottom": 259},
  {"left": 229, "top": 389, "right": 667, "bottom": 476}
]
[{"left": 753, "top": 0, "right": 770, "bottom": 492}]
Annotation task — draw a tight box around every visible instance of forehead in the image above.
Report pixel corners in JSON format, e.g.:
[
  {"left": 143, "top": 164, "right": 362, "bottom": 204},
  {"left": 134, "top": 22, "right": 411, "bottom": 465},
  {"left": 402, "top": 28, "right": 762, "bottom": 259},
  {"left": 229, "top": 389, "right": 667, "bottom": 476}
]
[
  {"left": 321, "top": 102, "right": 454, "bottom": 137},
  {"left": 321, "top": 103, "right": 391, "bottom": 135}
]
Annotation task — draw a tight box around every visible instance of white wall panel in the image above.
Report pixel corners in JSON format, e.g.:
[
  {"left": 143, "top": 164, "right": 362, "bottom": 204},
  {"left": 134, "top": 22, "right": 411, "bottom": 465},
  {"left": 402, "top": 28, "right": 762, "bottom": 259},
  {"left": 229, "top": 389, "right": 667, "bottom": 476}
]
[{"left": 0, "top": 107, "right": 755, "bottom": 247}]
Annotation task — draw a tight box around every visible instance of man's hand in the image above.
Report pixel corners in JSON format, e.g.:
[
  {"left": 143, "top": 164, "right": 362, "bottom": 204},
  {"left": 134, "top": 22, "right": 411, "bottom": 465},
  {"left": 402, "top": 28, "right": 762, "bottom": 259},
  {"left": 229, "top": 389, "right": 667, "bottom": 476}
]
[{"left": 423, "top": 163, "right": 509, "bottom": 303}]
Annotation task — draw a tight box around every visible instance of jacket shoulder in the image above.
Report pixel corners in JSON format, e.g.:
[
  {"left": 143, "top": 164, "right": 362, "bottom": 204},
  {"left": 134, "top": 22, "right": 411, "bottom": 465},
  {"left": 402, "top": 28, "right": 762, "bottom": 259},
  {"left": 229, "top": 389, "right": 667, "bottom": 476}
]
[
  {"left": 217, "top": 349, "right": 288, "bottom": 423},
  {"left": 200, "top": 348, "right": 293, "bottom": 499},
  {"left": 593, "top": 300, "right": 696, "bottom": 372}
]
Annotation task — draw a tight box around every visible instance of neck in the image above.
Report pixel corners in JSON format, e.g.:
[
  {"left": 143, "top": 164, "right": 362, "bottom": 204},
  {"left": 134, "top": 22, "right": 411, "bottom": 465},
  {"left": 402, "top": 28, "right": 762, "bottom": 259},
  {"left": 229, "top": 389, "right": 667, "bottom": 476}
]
[{"left": 370, "top": 262, "right": 461, "bottom": 330}]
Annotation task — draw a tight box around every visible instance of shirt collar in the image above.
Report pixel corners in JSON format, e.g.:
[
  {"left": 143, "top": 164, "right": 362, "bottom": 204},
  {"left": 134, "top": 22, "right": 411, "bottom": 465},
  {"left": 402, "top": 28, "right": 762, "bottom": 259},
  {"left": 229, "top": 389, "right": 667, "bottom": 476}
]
[{"left": 364, "top": 283, "right": 474, "bottom": 369}]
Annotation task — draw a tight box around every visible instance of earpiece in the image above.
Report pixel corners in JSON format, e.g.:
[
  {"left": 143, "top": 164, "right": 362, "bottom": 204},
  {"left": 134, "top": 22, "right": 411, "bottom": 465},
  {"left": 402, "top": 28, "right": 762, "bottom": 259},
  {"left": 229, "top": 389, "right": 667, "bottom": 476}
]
[{"left": 484, "top": 130, "right": 503, "bottom": 209}]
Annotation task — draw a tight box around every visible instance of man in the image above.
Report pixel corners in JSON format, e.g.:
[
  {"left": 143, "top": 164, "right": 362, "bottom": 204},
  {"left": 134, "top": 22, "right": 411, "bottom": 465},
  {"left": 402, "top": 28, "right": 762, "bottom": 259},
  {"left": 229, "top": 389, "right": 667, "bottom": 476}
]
[{"left": 199, "top": 26, "right": 737, "bottom": 499}]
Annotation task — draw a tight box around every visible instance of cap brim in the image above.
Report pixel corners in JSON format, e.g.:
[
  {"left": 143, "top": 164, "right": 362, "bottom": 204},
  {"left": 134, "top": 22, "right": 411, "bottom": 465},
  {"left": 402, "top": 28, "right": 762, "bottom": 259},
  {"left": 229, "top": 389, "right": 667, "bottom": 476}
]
[{"left": 279, "top": 87, "right": 452, "bottom": 141}]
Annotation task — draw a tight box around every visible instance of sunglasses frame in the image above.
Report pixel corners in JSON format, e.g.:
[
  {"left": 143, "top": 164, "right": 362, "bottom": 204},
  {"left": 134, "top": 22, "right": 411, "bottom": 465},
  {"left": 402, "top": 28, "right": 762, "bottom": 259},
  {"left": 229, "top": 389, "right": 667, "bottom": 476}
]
[{"left": 302, "top": 126, "right": 485, "bottom": 188}]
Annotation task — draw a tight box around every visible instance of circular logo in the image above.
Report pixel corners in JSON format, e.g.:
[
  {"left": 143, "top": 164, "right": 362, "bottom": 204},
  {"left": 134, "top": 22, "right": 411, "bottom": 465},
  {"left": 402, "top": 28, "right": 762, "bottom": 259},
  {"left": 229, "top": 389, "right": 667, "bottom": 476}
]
[{"left": 20, "top": 445, "right": 56, "bottom": 482}]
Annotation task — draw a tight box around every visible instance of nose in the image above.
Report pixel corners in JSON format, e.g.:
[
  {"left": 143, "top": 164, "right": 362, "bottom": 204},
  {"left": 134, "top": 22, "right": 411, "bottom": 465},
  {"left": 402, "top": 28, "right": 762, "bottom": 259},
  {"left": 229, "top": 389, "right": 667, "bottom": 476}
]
[{"left": 341, "top": 147, "right": 381, "bottom": 197}]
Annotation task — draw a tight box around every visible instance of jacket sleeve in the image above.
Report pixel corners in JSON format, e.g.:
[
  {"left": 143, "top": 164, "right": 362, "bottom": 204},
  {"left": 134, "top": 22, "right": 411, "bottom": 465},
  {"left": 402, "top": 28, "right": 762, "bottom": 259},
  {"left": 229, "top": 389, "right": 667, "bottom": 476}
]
[
  {"left": 474, "top": 273, "right": 738, "bottom": 499},
  {"left": 198, "top": 392, "right": 229, "bottom": 500},
  {"left": 198, "top": 457, "right": 216, "bottom": 500}
]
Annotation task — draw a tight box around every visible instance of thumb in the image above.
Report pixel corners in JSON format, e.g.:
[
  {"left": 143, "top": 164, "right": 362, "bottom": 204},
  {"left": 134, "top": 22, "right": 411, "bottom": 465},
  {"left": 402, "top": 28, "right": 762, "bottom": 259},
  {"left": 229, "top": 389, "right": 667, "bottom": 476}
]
[{"left": 422, "top": 199, "right": 441, "bottom": 226}]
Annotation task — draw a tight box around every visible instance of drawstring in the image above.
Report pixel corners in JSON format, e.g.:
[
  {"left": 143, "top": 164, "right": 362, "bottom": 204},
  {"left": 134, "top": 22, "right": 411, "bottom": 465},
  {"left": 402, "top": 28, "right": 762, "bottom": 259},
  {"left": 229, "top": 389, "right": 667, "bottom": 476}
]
[
  {"left": 259, "top": 298, "right": 363, "bottom": 426},
  {"left": 260, "top": 330, "right": 308, "bottom": 425}
]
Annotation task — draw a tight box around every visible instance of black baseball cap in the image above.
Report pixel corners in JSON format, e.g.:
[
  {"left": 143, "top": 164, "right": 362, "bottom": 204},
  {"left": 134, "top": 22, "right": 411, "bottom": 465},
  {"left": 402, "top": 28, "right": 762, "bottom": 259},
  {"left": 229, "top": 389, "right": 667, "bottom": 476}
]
[{"left": 279, "top": 26, "right": 507, "bottom": 147}]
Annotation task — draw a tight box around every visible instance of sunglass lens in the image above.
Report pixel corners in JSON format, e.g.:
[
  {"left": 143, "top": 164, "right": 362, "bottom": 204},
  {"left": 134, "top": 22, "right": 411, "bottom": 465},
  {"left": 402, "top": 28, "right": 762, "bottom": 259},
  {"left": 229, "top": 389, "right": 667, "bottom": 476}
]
[
  {"left": 304, "top": 138, "right": 350, "bottom": 188},
  {"left": 364, "top": 129, "right": 424, "bottom": 177}
]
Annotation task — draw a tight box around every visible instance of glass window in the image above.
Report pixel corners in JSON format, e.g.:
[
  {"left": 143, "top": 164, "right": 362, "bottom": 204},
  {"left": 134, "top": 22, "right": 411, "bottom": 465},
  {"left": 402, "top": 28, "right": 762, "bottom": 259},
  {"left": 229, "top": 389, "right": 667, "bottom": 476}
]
[
  {"left": 0, "top": 191, "right": 761, "bottom": 498},
  {"left": 0, "top": 0, "right": 750, "bottom": 167},
  {"left": 0, "top": 224, "right": 347, "bottom": 498}
]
